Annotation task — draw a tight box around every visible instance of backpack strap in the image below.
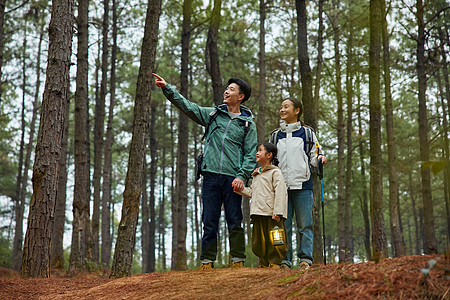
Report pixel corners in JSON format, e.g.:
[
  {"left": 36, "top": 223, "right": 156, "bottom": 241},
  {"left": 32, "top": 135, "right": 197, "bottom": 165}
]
[
  {"left": 201, "top": 109, "right": 219, "bottom": 142},
  {"left": 303, "top": 126, "right": 315, "bottom": 164},
  {"left": 269, "top": 128, "right": 280, "bottom": 144}
]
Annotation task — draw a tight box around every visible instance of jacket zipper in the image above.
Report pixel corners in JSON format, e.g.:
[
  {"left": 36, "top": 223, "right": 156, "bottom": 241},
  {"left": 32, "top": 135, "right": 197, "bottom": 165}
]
[{"left": 219, "top": 119, "right": 232, "bottom": 173}]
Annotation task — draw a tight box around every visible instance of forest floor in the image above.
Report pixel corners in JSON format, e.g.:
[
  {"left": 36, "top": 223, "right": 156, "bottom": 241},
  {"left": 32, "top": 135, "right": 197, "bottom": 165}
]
[{"left": 0, "top": 254, "right": 448, "bottom": 299}]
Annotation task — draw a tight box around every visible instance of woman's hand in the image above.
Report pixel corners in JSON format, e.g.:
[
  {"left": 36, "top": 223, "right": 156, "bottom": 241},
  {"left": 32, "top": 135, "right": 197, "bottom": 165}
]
[{"left": 272, "top": 215, "right": 280, "bottom": 222}]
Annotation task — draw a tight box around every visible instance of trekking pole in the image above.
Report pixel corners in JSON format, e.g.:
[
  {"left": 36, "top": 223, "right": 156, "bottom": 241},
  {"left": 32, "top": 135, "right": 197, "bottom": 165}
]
[{"left": 318, "top": 158, "right": 326, "bottom": 265}]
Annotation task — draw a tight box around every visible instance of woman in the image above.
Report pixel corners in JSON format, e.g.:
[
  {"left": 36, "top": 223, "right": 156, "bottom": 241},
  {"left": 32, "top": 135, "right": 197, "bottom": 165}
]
[{"left": 269, "top": 97, "right": 327, "bottom": 270}]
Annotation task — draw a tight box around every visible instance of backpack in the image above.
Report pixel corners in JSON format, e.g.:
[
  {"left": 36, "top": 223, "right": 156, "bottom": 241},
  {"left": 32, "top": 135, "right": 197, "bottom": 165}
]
[
  {"left": 195, "top": 108, "right": 250, "bottom": 180},
  {"left": 270, "top": 125, "right": 317, "bottom": 172}
]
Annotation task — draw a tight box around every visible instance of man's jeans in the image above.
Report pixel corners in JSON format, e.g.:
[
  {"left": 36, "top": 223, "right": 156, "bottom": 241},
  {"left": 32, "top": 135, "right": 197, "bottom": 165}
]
[
  {"left": 282, "top": 189, "right": 314, "bottom": 267},
  {"left": 200, "top": 172, "right": 246, "bottom": 263}
]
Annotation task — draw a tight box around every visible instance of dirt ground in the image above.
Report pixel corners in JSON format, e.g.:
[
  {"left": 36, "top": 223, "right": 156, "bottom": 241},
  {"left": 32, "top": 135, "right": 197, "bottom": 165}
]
[{"left": 0, "top": 254, "right": 448, "bottom": 299}]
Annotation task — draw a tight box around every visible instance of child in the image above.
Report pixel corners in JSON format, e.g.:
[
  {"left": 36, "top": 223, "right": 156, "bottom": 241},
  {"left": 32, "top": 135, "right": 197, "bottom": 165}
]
[{"left": 235, "top": 142, "right": 288, "bottom": 268}]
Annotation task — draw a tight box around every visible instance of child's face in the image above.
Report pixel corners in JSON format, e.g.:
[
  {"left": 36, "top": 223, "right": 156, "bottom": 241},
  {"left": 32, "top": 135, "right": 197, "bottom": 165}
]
[{"left": 256, "top": 145, "right": 272, "bottom": 164}]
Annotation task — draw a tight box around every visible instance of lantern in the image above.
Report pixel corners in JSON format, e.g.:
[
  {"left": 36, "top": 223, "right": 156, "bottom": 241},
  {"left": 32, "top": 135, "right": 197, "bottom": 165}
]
[{"left": 270, "top": 226, "right": 285, "bottom": 246}]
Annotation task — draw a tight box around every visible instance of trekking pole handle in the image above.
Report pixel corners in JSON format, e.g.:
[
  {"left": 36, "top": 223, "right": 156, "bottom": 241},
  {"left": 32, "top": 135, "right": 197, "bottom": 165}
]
[{"left": 318, "top": 156, "right": 324, "bottom": 180}]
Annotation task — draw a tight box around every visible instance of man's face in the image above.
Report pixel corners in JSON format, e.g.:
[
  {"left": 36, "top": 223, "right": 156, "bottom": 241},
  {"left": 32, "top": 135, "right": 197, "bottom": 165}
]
[{"left": 223, "top": 83, "right": 244, "bottom": 105}]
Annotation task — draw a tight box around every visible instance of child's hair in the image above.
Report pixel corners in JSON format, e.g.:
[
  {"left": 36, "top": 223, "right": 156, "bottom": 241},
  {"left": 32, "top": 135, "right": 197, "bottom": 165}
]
[
  {"left": 284, "top": 97, "right": 307, "bottom": 126},
  {"left": 259, "top": 142, "right": 279, "bottom": 166}
]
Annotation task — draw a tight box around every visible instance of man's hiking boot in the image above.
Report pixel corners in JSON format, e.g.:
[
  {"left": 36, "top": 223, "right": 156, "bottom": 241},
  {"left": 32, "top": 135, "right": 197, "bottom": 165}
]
[
  {"left": 231, "top": 261, "right": 244, "bottom": 268},
  {"left": 268, "top": 264, "right": 280, "bottom": 269},
  {"left": 280, "top": 263, "right": 290, "bottom": 270},
  {"left": 198, "top": 262, "right": 213, "bottom": 270},
  {"left": 299, "top": 261, "right": 311, "bottom": 270}
]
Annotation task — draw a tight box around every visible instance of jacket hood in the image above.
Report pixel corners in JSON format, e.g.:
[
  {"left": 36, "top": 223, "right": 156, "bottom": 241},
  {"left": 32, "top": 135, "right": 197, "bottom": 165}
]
[
  {"left": 216, "top": 104, "right": 254, "bottom": 120},
  {"left": 251, "top": 164, "right": 278, "bottom": 176}
]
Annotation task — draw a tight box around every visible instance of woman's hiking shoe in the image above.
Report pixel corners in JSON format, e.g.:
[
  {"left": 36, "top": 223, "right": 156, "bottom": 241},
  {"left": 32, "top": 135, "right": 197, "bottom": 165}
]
[
  {"left": 299, "top": 261, "right": 311, "bottom": 270},
  {"left": 198, "top": 262, "right": 214, "bottom": 270},
  {"left": 231, "top": 261, "right": 244, "bottom": 268},
  {"left": 280, "top": 263, "right": 290, "bottom": 270}
]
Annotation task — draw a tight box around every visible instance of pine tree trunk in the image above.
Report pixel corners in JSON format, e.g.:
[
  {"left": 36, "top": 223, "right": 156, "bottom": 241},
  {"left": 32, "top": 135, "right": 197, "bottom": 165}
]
[
  {"left": 101, "top": 0, "right": 117, "bottom": 268},
  {"left": 159, "top": 146, "right": 167, "bottom": 270},
  {"left": 331, "top": 0, "right": 346, "bottom": 263},
  {"left": 141, "top": 159, "right": 149, "bottom": 272},
  {"left": 382, "top": 0, "right": 405, "bottom": 257},
  {"left": 416, "top": 0, "right": 437, "bottom": 255},
  {"left": 205, "top": 0, "right": 222, "bottom": 106},
  {"left": 170, "top": 0, "right": 192, "bottom": 271},
  {"left": 21, "top": 0, "right": 74, "bottom": 277},
  {"left": 438, "top": 27, "right": 450, "bottom": 244},
  {"left": 70, "top": 0, "right": 93, "bottom": 275},
  {"left": 369, "top": 0, "right": 388, "bottom": 260},
  {"left": 52, "top": 92, "right": 69, "bottom": 270},
  {"left": 344, "top": 18, "right": 354, "bottom": 262},
  {"left": 297, "top": 0, "right": 323, "bottom": 264},
  {"left": 13, "top": 24, "right": 28, "bottom": 271},
  {"left": 148, "top": 101, "right": 157, "bottom": 272},
  {"left": 93, "top": 0, "right": 109, "bottom": 264},
  {"left": 408, "top": 172, "right": 421, "bottom": 254},
  {"left": 257, "top": 0, "right": 266, "bottom": 143},
  {"left": 16, "top": 23, "right": 46, "bottom": 270},
  {"left": 110, "top": 0, "right": 161, "bottom": 278},
  {"left": 0, "top": 0, "right": 6, "bottom": 99},
  {"left": 312, "top": 0, "right": 324, "bottom": 264},
  {"left": 170, "top": 107, "right": 178, "bottom": 269},
  {"left": 357, "top": 77, "right": 371, "bottom": 261}
]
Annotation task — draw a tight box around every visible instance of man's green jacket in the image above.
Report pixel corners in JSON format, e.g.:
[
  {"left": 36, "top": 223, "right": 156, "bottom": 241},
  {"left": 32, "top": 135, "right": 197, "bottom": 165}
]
[{"left": 162, "top": 84, "right": 257, "bottom": 182}]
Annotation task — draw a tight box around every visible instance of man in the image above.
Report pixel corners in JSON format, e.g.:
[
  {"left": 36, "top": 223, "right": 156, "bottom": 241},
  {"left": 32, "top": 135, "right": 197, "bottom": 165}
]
[{"left": 153, "top": 73, "right": 257, "bottom": 269}]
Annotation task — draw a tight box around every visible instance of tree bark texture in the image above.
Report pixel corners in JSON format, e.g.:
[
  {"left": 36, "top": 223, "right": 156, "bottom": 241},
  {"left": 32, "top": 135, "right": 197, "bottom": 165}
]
[
  {"left": 21, "top": 0, "right": 74, "bottom": 278},
  {"left": 141, "top": 158, "right": 149, "bottom": 272},
  {"left": 171, "top": 0, "right": 192, "bottom": 271},
  {"left": 331, "top": 0, "right": 346, "bottom": 263},
  {"left": 51, "top": 94, "right": 69, "bottom": 269},
  {"left": 408, "top": 172, "right": 421, "bottom": 254},
  {"left": 101, "top": 0, "right": 117, "bottom": 268},
  {"left": 312, "top": 0, "right": 324, "bottom": 264},
  {"left": 148, "top": 101, "right": 157, "bottom": 272},
  {"left": 205, "top": 0, "right": 222, "bottom": 106},
  {"left": 415, "top": 0, "right": 437, "bottom": 254},
  {"left": 159, "top": 146, "right": 167, "bottom": 270},
  {"left": 296, "top": 0, "right": 315, "bottom": 129},
  {"left": 357, "top": 77, "right": 371, "bottom": 261},
  {"left": 92, "top": 0, "right": 109, "bottom": 264},
  {"left": 0, "top": 0, "right": 6, "bottom": 99},
  {"left": 382, "top": 0, "right": 405, "bottom": 257},
  {"left": 344, "top": 17, "right": 354, "bottom": 262},
  {"left": 256, "top": 0, "right": 266, "bottom": 143},
  {"left": 369, "top": 0, "right": 388, "bottom": 260},
  {"left": 70, "top": 0, "right": 93, "bottom": 275},
  {"left": 110, "top": 0, "right": 161, "bottom": 278},
  {"left": 13, "top": 25, "right": 28, "bottom": 271}
]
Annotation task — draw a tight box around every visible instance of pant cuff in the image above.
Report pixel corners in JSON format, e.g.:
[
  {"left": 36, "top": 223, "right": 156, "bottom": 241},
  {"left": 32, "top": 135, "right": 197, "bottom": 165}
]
[
  {"left": 299, "top": 258, "right": 312, "bottom": 266},
  {"left": 281, "top": 259, "right": 292, "bottom": 267},
  {"left": 201, "top": 259, "right": 214, "bottom": 264},
  {"left": 231, "top": 257, "right": 245, "bottom": 263}
]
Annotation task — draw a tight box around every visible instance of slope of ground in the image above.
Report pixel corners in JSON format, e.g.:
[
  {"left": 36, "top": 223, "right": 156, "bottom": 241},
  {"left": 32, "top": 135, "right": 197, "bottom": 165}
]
[{"left": 0, "top": 254, "right": 448, "bottom": 299}]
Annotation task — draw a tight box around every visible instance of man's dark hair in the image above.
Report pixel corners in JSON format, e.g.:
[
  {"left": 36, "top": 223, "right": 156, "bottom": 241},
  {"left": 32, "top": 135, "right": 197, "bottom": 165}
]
[{"left": 227, "top": 78, "right": 251, "bottom": 103}]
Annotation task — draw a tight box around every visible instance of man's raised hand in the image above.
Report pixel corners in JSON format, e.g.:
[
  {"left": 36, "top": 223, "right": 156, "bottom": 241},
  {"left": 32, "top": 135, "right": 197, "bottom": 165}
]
[{"left": 152, "top": 73, "right": 167, "bottom": 88}]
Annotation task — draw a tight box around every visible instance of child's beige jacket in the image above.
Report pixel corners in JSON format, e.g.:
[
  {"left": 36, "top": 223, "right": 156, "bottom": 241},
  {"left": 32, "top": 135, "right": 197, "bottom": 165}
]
[{"left": 236, "top": 165, "right": 288, "bottom": 218}]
